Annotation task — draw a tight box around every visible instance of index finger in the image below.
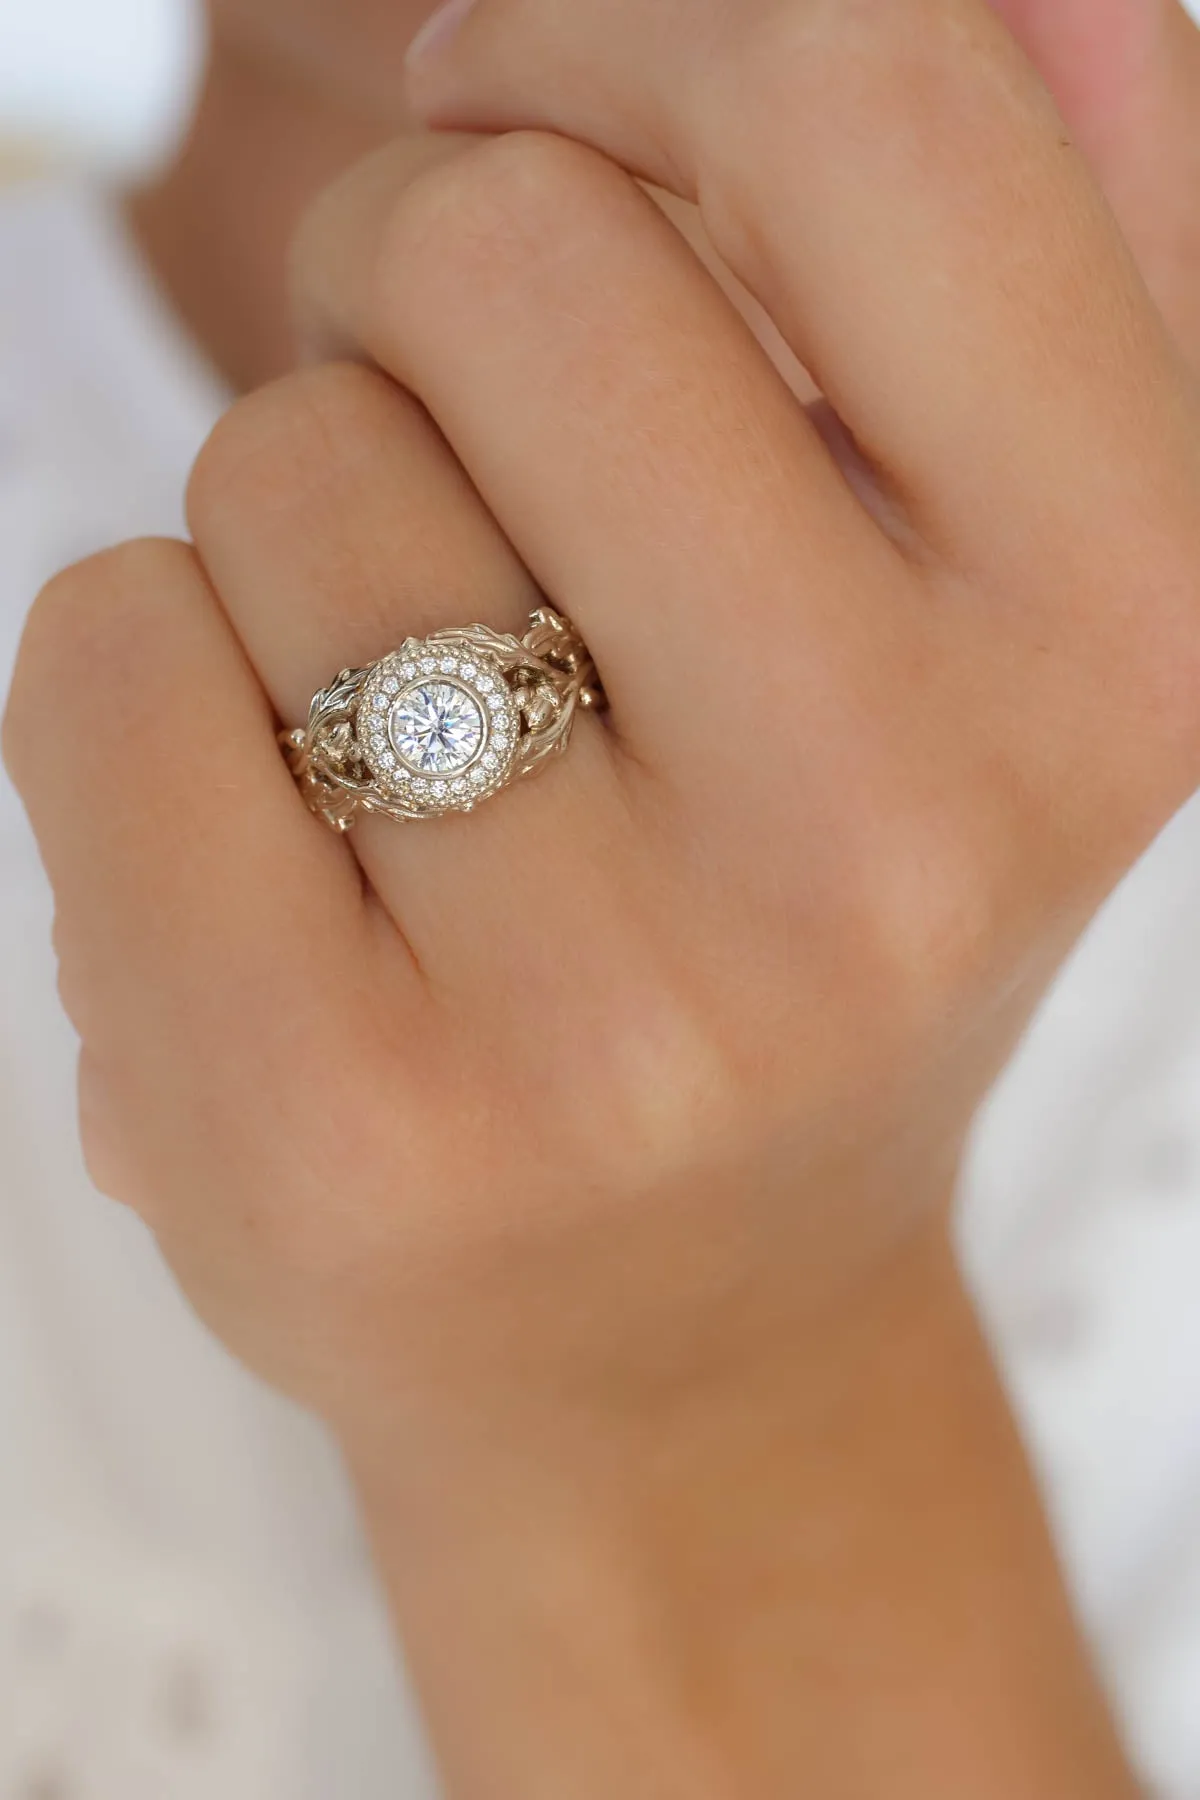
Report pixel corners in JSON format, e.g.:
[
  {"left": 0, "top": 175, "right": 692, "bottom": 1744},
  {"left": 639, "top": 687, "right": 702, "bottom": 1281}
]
[{"left": 407, "top": 0, "right": 1190, "bottom": 565}]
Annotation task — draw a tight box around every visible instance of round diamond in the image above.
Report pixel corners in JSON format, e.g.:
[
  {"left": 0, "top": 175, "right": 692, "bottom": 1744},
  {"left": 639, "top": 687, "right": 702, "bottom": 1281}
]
[
  {"left": 401, "top": 662, "right": 417, "bottom": 679},
  {"left": 389, "top": 681, "right": 485, "bottom": 776}
]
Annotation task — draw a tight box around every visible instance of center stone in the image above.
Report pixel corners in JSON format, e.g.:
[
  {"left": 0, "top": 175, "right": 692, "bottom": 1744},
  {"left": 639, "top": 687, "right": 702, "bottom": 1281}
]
[{"left": 388, "top": 680, "right": 486, "bottom": 776}]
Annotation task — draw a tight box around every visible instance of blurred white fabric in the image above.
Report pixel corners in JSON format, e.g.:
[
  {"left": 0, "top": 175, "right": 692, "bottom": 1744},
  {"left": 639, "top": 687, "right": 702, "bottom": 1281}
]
[{"left": 0, "top": 0, "right": 204, "bottom": 172}]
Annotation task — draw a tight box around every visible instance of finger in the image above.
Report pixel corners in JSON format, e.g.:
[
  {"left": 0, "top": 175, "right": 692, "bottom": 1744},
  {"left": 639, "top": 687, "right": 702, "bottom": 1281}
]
[
  {"left": 990, "top": 0, "right": 1165, "bottom": 146},
  {"left": 186, "top": 356, "right": 636, "bottom": 968},
  {"left": 294, "top": 128, "right": 816, "bottom": 405},
  {"left": 291, "top": 134, "right": 911, "bottom": 772},
  {"left": 993, "top": 0, "right": 1200, "bottom": 353},
  {"left": 1, "top": 538, "right": 380, "bottom": 1212},
  {"left": 406, "top": 0, "right": 1189, "bottom": 563},
  {"left": 187, "top": 359, "right": 539, "bottom": 722}
]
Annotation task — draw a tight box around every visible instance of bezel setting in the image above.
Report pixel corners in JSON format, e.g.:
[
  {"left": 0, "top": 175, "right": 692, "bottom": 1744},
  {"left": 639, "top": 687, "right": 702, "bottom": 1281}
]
[{"left": 355, "top": 639, "right": 521, "bottom": 818}]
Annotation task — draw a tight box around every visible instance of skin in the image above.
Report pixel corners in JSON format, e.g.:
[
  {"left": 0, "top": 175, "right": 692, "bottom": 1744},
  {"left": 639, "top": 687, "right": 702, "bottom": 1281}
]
[
  {"left": 8, "top": 0, "right": 1200, "bottom": 1794},
  {"left": 131, "top": 0, "right": 1200, "bottom": 389},
  {"left": 127, "top": 0, "right": 436, "bottom": 388}
]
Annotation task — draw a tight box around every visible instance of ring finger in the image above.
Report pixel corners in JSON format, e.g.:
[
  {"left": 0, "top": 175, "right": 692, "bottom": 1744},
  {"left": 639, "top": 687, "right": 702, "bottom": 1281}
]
[{"left": 186, "top": 356, "right": 630, "bottom": 969}]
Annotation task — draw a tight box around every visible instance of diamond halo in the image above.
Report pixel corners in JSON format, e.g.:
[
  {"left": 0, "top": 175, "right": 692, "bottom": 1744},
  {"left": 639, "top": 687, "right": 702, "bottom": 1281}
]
[{"left": 355, "top": 639, "right": 520, "bottom": 817}]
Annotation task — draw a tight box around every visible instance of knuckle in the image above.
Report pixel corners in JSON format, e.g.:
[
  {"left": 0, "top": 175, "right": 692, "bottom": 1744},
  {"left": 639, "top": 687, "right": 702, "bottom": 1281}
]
[
  {"left": 25, "top": 538, "right": 190, "bottom": 672},
  {"left": 376, "top": 131, "right": 630, "bottom": 318},
  {"left": 186, "top": 361, "right": 404, "bottom": 545},
  {"left": 4, "top": 539, "right": 194, "bottom": 776}
]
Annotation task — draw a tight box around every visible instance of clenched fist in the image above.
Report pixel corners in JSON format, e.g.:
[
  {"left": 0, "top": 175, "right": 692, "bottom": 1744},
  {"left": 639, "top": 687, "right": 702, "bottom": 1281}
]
[{"left": 8, "top": 1, "right": 1200, "bottom": 1794}]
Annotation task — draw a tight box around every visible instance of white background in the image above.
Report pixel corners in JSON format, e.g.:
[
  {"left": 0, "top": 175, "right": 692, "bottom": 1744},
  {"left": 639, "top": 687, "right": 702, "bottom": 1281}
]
[
  {"left": 3, "top": 0, "right": 1200, "bottom": 172},
  {"left": 0, "top": 0, "right": 205, "bottom": 171}
]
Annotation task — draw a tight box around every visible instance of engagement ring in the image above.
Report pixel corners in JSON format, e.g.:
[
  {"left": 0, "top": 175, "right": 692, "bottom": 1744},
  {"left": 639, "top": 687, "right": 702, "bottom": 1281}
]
[{"left": 282, "top": 607, "right": 603, "bottom": 832}]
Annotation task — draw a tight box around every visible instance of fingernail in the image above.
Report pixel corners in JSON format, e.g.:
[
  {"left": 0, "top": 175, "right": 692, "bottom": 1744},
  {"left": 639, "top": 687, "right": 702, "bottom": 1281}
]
[{"left": 406, "top": 0, "right": 478, "bottom": 66}]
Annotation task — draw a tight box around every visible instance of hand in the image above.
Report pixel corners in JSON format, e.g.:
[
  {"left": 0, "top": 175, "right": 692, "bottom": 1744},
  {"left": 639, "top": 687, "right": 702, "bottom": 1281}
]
[{"left": 7, "top": 1, "right": 1198, "bottom": 1791}]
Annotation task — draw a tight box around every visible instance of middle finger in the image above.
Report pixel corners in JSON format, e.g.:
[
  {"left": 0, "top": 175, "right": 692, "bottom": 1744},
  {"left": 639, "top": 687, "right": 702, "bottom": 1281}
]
[
  {"left": 294, "top": 131, "right": 914, "bottom": 776},
  {"left": 405, "top": 0, "right": 1189, "bottom": 574}
]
